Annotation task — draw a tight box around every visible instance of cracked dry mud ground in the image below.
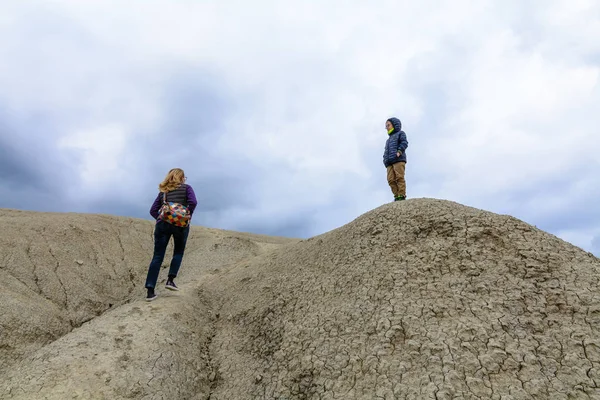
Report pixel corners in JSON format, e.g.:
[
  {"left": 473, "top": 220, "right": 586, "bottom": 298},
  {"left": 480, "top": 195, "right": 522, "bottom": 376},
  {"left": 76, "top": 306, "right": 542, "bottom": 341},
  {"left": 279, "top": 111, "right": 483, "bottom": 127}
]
[{"left": 2, "top": 199, "right": 600, "bottom": 399}]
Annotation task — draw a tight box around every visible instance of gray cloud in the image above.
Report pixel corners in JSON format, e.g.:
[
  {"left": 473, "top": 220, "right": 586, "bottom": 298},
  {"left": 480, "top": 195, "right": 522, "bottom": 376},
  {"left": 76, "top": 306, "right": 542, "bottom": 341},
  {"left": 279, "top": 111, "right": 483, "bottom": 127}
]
[
  {"left": 0, "top": 108, "right": 84, "bottom": 211},
  {"left": 132, "top": 70, "right": 264, "bottom": 212},
  {"left": 0, "top": 1, "right": 599, "bottom": 251},
  {"left": 0, "top": 138, "right": 43, "bottom": 189}
]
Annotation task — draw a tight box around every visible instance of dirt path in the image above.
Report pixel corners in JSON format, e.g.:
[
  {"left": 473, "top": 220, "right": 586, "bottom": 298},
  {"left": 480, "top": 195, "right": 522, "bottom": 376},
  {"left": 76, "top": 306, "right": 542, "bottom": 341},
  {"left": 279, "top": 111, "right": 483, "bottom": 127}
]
[{"left": 2, "top": 279, "right": 216, "bottom": 400}]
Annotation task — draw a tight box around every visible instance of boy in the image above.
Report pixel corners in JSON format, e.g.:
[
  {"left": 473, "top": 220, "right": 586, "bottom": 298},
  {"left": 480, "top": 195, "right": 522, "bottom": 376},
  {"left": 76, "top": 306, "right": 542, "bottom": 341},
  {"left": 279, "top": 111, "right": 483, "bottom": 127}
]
[{"left": 383, "top": 117, "right": 408, "bottom": 201}]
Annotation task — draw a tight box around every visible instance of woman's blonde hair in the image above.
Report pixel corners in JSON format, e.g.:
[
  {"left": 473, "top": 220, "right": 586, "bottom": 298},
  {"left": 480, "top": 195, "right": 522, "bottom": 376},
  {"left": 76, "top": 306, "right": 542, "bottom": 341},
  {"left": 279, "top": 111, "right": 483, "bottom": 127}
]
[{"left": 159, "top": 168, "right": 186, "bottom": 193}]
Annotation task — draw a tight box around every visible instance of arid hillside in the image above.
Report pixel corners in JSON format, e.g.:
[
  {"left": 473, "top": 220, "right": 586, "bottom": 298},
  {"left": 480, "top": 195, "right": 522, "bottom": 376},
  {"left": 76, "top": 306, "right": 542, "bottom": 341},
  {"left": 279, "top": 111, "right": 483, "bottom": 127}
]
[
  {"left": 1, "top": 199, "right": 599, "bottom": 399},
  {"left": 0, "top": 209, "right": 295, "bottom": 374}
]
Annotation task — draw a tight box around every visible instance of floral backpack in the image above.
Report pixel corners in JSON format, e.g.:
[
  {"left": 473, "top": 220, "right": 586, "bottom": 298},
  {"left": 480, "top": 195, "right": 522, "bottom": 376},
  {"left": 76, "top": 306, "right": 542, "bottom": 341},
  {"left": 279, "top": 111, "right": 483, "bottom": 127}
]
[{"left": 159, "top": 191, "right": 191, "bottom": 227}]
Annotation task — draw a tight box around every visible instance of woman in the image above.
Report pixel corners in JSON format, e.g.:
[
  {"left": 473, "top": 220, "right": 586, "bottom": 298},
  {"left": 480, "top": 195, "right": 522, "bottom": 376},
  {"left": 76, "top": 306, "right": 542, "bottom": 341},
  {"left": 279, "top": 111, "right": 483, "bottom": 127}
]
[{"left": 144, "top": 168, "right": 197, "bottom": 301}]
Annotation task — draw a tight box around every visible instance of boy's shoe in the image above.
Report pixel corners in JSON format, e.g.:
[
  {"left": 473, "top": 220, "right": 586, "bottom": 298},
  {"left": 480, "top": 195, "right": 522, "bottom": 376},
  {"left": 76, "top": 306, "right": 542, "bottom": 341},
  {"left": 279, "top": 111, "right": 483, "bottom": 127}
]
[
  {"left": 146, "top": 289, "right": 158, "bottom": 302},
  {"left": 394, "top": 196, "right": 406, "bottom": 201},
  {"left": 165, "top": 280, "right": 179, "bottom": 291}
]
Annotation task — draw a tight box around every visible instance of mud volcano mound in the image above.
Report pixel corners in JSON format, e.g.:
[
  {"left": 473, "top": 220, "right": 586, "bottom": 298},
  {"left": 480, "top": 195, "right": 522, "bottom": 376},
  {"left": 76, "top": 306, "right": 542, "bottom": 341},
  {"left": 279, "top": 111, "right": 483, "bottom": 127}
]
[
  {"left": 1, "top": 199, "right": 599, "bottom": 399},
  {"left": 206, "top": 199, "right": 600, "bottom": 399}
]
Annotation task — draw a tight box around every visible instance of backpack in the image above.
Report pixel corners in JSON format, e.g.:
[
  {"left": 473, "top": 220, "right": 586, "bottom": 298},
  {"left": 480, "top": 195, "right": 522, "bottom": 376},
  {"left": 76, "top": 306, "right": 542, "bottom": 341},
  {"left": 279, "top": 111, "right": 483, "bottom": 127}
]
[{"left": 159, "top": 191, "right": 191, "bottom": 227}]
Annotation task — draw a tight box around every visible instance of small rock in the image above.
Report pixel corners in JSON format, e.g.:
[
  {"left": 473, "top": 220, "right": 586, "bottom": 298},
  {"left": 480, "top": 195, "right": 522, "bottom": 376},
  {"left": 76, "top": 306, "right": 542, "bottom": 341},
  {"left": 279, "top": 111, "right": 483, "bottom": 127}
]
[{"left": 76, "top": 260, "right": 84, "bottom": 265}]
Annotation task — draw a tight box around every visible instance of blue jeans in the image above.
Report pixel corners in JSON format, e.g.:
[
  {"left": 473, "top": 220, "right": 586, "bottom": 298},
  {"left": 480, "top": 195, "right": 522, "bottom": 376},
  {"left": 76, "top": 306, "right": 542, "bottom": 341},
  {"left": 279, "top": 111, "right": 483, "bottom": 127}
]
[{"left": 144, "top": 221, "right": 190, "bottom": 289}]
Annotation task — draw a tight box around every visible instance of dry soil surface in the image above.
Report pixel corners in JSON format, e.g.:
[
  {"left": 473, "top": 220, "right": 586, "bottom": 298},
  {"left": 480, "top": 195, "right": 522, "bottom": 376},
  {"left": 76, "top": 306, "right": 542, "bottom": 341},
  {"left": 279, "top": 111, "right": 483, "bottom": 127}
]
[{"left": 1, "top": 199, "right": 599, "bottom": 400}]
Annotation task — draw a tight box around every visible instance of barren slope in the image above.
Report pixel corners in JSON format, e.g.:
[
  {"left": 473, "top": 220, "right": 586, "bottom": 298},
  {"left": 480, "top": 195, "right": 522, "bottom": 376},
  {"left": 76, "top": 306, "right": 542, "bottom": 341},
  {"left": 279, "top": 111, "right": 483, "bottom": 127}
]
[
  {"left": 2, "top": 199, "right": 600, "bottom": 400},
  {"left": 0, "top": 208, "right": 296, "bottom": 374},
  {"left": 204, "top": 199, "right": 600, "bottom": 399}
]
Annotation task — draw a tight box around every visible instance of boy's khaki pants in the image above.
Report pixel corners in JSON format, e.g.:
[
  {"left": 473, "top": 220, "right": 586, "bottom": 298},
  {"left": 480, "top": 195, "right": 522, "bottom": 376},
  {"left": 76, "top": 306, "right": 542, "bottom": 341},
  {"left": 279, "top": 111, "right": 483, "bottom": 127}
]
[{"left": 386, "top": 162, "right": 406, "bottom": 197}]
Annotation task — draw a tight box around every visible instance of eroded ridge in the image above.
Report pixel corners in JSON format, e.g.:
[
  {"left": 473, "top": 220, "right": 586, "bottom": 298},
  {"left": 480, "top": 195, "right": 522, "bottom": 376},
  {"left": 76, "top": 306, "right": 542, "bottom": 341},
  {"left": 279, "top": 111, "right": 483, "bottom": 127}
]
[
  {"left": 0, "top": 211, "right": 155, "bottom": 372},
  {"left": 0, "top": 208, "right": 295, "bottom": 378}
]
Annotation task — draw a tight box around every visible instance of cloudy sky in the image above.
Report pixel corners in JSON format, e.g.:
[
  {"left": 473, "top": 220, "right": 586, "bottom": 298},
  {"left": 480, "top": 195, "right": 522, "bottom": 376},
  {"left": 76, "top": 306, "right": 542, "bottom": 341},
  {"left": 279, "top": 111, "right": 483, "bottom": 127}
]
[{"left": 1, "top": 0, "right": 599, "bottom": 254}]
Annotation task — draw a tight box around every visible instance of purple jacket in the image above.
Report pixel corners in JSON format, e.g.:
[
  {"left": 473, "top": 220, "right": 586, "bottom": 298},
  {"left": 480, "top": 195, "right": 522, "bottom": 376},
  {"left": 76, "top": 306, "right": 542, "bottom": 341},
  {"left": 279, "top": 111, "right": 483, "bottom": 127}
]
[{"left": 149, "top": 184, "right": 198, "bottom": 221}]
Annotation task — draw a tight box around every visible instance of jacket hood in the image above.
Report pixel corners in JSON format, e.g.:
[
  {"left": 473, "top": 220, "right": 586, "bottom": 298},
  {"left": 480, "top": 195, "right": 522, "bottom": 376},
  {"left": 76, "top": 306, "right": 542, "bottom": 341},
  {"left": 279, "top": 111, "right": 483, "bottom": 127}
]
[{"left": 387, "top": 117, "right": 402, "bottom": 133}]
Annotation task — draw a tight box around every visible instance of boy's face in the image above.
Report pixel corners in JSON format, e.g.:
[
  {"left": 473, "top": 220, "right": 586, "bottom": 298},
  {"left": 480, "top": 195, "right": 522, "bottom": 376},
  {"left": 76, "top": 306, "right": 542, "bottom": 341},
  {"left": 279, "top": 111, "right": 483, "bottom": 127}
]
[{"left": 385, "top": 121, "right": 393, "bottom": 131}]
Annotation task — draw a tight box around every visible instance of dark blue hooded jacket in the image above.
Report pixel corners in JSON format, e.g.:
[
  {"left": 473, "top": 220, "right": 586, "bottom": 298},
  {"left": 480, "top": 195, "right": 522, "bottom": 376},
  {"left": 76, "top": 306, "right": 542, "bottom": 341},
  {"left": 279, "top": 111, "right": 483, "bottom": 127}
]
[{"left": 383, "top": 117, "right": 408, "bottom": 167}]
